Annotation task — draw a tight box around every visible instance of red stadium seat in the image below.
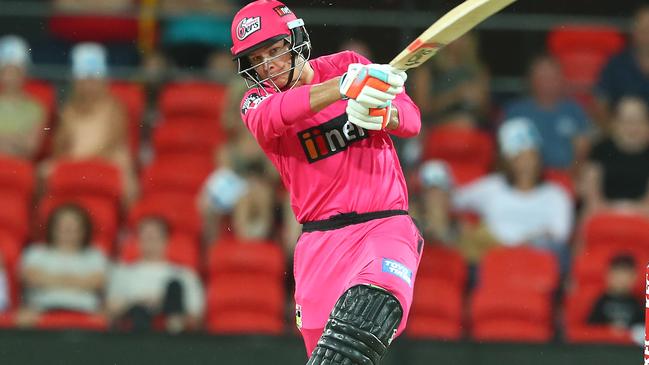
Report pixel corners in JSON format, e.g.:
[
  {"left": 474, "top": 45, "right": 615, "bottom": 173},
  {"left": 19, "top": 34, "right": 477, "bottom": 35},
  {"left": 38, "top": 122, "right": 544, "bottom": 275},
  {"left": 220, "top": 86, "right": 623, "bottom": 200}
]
[
  {"left": 469, "top": 247, "right": 559, "bottom": 343},
  {"left": 140, "top": 159, "right": 213, "bottom": 198},
  {"left": 480, "top": 246, "right": 559, "bottom": 294},
  {"left": 0, "top": 154, "right": 35, "bottom": 201},
  {"left": 119, "top": 234, "right": 200, "bottom": 270},
  {"left": 0, "top": 230, "right": 21, "bottom": 309},
  {"left": 407, "top": 277, "right": 464, "bottom": 340},
  {"left": 206, "top": 274, "right": 285, "bottom": 335},
  {"left": 417, "top": 244, "right": 467, "bottom": 286},
  {"left": 38, "top": 196, "right": 118, "bottom": 254},
  {"left": 207, "top": 239, "right": 285, "bottom": 278},
  {"left": 544, "top": 169, "right": 575, "bottom": 198},
  {"left": 563, "top": 286, "right": 634, "bottom": 345},
  {"left": 422, "top": 126, "right": 494, "bottom": 186},
  {"left": 128, "top": 195, "right": 201, "bottom": 240},
  {"left": 109, "top": 82, "right": 146, "bottom": 156},
  {"left": 49, "top": 15, "right": 138, "bottom": 43},
  {"left": 0, "top": 193, "right": 29, "bottom": 244},
  {"left": 581, "top": 211, "right": 649, "bottom": 251},
  {"left": 152, "top": 122, "right": 222, "bottom": 164},
  {"left": 48, "top": 159, "right": 124, "bottom": 202},
  {"left": 35, "top": 311, "right": 108, "bottom": 331},
  {"left": 159, "top": 82, "right": 228, "bottom": 120}
]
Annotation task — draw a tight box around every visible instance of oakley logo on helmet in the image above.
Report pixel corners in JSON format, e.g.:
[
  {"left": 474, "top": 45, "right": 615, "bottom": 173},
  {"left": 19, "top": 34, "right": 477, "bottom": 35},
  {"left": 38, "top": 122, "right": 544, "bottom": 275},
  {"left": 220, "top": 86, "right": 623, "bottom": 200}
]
[
  {"left": 273, "top": 5, "right": 292, "bottom": 17},
  {"left": 236, "top": 17, "right": 261, "bottom": 41}
]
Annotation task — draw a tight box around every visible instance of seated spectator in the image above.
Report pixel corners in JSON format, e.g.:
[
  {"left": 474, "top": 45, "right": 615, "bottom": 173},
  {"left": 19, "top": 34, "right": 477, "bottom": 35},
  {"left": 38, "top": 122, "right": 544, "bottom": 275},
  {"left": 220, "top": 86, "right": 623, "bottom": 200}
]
[
  {"left": 411, "top": 32, "right": 490, "bottom": 127},
  {"left": 504, "top": 55, "right": 591, "bottom": 172},
  {"left": 0, "top": 35, "right": 46, "bottom": 160},
  {"left": 453, "top": 118, "right": 573, "bottom": 268},
  {"left": 583, "top": 96, "right": 649, "bottom": 215},
  {"left": 588, "top": 254, "right": 644, "bottom": 342},
  {"left": 107, "top": 217, "right": 204, "bottom": 333},
  {"left": 418, "top": 160, "right": 458, "bottom": 245},
  {"left": 594, "top": 5, "right": 649, "bottom": 130},
  {"left": 48, "top": 43, "right": 136, "bottom": 202},
  {"left": 0, "top": 258, "right": 8, "bottom": 312},
  {"left": 18, "top": 204, "right": 108, "bottom": 326}
]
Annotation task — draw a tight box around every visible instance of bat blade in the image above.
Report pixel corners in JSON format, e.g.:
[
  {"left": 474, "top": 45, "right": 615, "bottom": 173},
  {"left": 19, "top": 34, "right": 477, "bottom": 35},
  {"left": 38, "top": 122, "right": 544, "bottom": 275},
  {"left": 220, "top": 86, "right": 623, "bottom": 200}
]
[{"left": 390, "top": 0, "right": 516, "bottom": 71}]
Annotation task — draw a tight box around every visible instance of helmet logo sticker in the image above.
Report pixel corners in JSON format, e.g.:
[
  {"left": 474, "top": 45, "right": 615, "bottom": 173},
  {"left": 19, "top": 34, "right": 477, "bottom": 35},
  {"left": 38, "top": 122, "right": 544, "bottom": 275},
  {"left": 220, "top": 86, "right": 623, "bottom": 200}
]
[
  {"left": 236, "top": 17, "right": 261, "bottom": 41},
  {"left": 273, "top": 5, "right": 292, "bottom": 17}
]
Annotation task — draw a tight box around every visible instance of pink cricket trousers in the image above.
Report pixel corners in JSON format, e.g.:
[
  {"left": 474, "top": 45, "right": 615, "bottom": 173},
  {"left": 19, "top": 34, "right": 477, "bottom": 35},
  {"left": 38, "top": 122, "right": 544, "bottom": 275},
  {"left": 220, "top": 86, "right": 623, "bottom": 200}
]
[{"left": 293, "top": 211, "right": 423, "bottom": 356}]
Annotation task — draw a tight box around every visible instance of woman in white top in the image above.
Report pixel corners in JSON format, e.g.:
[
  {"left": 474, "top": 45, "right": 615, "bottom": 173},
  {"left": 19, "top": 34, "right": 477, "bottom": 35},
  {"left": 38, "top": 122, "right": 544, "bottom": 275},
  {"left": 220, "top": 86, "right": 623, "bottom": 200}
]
[
  {"left": 453, "top": 118, "right": 573, "bottom": 271},
  {"left": 19, "top": 204, "right": 108, "bottom": 326}
]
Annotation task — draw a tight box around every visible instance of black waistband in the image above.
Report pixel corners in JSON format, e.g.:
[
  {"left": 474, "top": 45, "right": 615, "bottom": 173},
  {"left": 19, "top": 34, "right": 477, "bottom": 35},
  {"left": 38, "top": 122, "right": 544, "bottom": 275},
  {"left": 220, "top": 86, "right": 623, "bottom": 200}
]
[{"left": 302, "top": 210, "right": 408, "bottom": 233}]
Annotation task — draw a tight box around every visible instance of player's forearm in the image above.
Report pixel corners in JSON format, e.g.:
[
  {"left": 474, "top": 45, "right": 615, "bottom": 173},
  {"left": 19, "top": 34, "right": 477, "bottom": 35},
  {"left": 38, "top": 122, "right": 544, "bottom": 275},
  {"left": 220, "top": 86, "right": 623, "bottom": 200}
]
[
  {"left": 387, "top": 96, "right": 421, "bottom": 138},
  {"left": 309, "top": 76, "right": 344, "bottom": 113}
]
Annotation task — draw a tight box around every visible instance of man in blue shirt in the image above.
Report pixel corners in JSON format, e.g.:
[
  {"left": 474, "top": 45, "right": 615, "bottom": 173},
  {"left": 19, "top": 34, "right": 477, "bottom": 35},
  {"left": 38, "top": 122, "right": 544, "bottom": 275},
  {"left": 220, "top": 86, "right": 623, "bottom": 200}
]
[
  {"left": 595, "top": 5, "right": 649, "bottom": 127},
  {"left": 505, "top": 55, "right": 591, "bottom": 171}
]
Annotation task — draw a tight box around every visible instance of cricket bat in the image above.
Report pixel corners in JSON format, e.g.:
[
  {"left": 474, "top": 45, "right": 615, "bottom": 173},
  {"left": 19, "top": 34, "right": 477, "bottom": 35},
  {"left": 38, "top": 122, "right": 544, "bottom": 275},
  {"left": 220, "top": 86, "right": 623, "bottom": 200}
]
[{"left": 390, "top": 0, "right": 517, "bottom": 71}]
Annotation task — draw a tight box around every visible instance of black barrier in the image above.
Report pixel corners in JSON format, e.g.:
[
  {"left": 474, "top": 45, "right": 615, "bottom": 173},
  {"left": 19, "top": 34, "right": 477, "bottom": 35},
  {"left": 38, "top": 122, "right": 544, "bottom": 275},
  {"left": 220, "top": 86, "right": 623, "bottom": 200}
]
[{"left": 0, "top": 331, "right": 640, "bottom": 365}]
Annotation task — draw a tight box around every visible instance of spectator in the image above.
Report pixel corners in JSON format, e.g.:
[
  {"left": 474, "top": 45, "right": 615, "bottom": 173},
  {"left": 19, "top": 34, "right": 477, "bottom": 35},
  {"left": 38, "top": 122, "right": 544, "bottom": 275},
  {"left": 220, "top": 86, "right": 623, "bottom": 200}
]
[
  {"left": 453, "top": 118, "right": 573, "bottom": 268},
  {"left": 418, "top": 160, "right": 458, "bottom": 245},
  {"left": 18, "top": 204, "right": 108, "bottom": 326},
  {"left": 53, "top": 0, "right": 133, "bottom": 13},
  {"left": 160, "top": 0, "right": 233, "bottom": 69},
  {"left": 48, "top": 43, "right": 137, "bottom": 202},
  {"left": 106, "top": 217, "right": 204, "bottom": 333},
  {"left": 411, "top": 32, "right": 490, "bottom": 127},
  {"left": 588, "top": 254, "right": 644, "bottom": 341},
  {"left": 338, "top": 39, "right": 373, "bottom": 60},
  {"left": 0, "top": 35, "right": 46, "bottom": 160},
  {"left": 504, "top": 55, "right": 591, "bottom": 172},
  {"left": 583, "top": 96, "right": 649, "bottom": 215},
  {"left": 594, "top": 5, "right": 649, "bottom": 130},
  {"left": 0, "top": 258, "right": 8, "bottom": 312}
]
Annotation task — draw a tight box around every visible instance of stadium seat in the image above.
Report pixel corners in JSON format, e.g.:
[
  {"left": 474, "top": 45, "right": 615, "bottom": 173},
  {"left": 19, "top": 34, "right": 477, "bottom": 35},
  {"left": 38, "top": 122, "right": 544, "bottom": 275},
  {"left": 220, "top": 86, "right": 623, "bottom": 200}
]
[
  {"left": 206, "top": 274, "right": 285, "bottom": 335},
  {"left": 119, "top": 234, "right": 200, "bottom": 270},
  {"left": 207, "top": 239, "right": 285, "bottom": 279},
  {"left": 152, "top": 122, "right": 222, "bottom": 164},
  {"left": 0, "top": 230, "right": 21, "bottom": 309},
  {"left": 544, "top": 169, "right": 575, "bottom": 198},
  {"left": 140, "top": 159, "right": 214, "bottom": 198},
  {"left": 0, "top": 193, "right": 29, "bottom": 244},
  {"left": 581, "top": 211, "right": 649, "bottom": 251},
  {"left": 49, "top": 15, "right": 138, "bottom": 42},
  {"left": 48, "top": 159, "right": 123, "bottom": 202},
  {"left": 563, "top": 286, "right": 634, "bottom": 345},
  {"left": 469, "top": 247, "right": 559, "bottom": 342},
  {"left": 422, "top": 126, "right": 494, "bottom": 186},
  {"left": 109, "top": 81, "right": 146, "bottom": 156},
  {"left": 416, "top": 244, "right": 467, "bottom": 288},
  {"left": 0, "top": 154, "right": 35, "bottom": 201},
  {"left": 407, "top": 277, "right": 464, "bottom": 340},
  {"left": 38, "top": 195, "right": 118, "bottom": 254},
  {"left": 128, "top": 195, "right": 202, "bottom": 240},
  {"left": 159, "top": 82, "right": 228, "bottom": 120}
]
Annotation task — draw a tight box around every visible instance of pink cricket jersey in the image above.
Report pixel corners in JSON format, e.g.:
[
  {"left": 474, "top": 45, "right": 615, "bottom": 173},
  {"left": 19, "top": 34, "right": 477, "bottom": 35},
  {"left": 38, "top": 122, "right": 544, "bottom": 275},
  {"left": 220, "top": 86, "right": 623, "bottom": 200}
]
[{"left": 239, "top": 51, "right": 421, "bottom": 223}]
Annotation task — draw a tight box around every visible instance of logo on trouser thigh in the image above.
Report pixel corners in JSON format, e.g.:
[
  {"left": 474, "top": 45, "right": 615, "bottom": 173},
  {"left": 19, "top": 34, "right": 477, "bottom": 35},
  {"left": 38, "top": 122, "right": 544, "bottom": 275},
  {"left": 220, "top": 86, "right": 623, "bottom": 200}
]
[
  {"left": 382, "top": 258, "right": 413, "bottom": 287},
  {"left": 295, "top": 304, "right": 303, "bottom": 329}
]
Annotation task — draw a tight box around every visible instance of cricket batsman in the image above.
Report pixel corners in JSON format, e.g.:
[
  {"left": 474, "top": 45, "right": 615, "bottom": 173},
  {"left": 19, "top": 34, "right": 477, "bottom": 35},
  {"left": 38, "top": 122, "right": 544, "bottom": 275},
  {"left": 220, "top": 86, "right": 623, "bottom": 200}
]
[{"left": 230, "top": 1, "right": 423, "bottom": 363}]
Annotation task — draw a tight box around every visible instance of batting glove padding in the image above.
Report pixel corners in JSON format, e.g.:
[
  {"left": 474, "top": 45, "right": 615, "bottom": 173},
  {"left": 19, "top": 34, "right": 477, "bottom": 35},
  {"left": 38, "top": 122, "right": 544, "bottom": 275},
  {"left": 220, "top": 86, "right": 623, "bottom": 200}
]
[
  {"left": 340, "top": 64, "right": 406, "bottom": 108},
  {"left": 346, "top": 98, "right": 392, "bottom": 131}
]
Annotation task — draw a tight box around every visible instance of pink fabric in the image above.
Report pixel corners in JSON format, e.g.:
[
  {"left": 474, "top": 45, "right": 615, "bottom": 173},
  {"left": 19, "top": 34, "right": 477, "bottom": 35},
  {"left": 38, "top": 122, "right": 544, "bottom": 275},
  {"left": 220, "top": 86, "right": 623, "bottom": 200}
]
[
  {"left": 240, "top": 51, "right": 421, "bottom": 223},
  {"left": 294, "top": 215, "right": 423, "bottom": 356}
]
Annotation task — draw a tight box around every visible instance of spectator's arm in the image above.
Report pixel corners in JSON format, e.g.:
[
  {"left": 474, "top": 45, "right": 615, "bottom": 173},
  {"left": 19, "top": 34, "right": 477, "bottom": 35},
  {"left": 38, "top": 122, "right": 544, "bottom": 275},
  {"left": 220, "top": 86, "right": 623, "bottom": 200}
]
[
  {"left": 587, "top": 296, "right": 607, "bottom": 324},
  {"left": 572, "top": 135, "right": 591, "bottom": 176},
  {"left": 105, "top": 100, "right": 129, "bottom": 154},
  {"left": 52, "top": 111, "right": 71, "bottom": 157},
  {"left": 581, "top": 162, "right": 606, "bottom": 213},
  {"left": 547, "top": 188, "right": 573, "bottom": 243},
  {"left": 183, "top": 270, "right": 205, "bottom": 326}
]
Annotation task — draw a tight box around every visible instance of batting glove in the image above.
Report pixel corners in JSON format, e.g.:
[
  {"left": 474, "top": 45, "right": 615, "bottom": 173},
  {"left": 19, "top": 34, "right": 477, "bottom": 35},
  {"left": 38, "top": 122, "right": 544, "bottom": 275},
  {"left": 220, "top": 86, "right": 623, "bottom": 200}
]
[
  {"left": 346, "top": 98, "right": 392, "bottom": 131},
  {"left": 339, "top": 64, "right": 406, "bottom": 108}
]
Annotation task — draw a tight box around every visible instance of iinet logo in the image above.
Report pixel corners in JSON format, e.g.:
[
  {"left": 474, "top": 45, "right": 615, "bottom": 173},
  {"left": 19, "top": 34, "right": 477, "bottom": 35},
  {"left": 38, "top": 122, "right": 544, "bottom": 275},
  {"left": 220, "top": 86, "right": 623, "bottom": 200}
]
[{"left": 298, "top": 114, "right": 369, "bottom": 163}]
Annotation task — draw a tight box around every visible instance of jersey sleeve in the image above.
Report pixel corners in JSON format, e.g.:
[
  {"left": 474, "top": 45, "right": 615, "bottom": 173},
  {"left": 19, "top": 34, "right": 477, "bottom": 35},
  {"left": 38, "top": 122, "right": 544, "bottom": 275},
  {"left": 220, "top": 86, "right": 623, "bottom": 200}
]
[{"left": 240, "top": 85, "right": 316, "bottom": 145}]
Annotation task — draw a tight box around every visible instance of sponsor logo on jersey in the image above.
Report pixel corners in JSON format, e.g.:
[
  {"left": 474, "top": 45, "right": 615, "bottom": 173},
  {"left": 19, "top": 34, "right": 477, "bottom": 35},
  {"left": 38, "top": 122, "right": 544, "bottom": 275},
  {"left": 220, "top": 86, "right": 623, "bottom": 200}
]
[
  {"left": 297, "top": 113, "right": 369, "bottom": 163},
  {"left": 273, "top": 5, "right": 292, "bottom": 17},
  {"left": 382, "top": 258, "right": 413, "bottom": 287},
  {"left": 236, "top": 17, "right": 261, "bottom": 41},
  {"left": 241, "top": 92, "right": 269, "bottom": 115},
  {"left": 295, "top": 304, "right": 303, "bottom": 329}
]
